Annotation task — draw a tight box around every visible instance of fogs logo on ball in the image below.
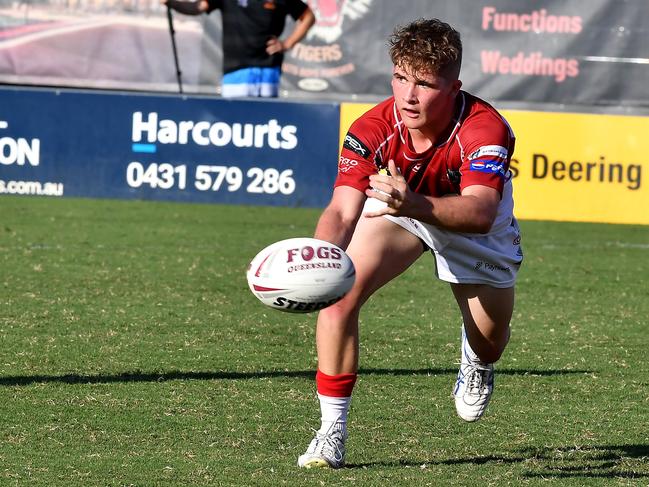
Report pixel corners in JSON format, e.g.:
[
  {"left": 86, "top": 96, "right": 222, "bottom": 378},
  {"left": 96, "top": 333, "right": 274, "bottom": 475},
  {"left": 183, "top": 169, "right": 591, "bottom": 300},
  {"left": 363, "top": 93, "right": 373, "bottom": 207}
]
[
  {"left": 287, "top": 244, "right": 342, "bottom": 262},
  {"left": 286, "top": 243, "right": 344, "bottom": 273},
  {"left": 283, "top": 0, "right": 373, "bottom": 91}
]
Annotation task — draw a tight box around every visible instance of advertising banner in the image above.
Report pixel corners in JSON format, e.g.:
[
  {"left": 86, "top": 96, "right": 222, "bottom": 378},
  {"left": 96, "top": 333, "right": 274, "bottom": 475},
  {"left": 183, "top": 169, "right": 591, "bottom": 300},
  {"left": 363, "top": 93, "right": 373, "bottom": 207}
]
[
  {"left": 1, "top": 0, "right": 648, "bottom": 107},
  {"left": 0, "top": 87, "right": 340, "bottom": 207},
  {"left": 285, "top": 0, "right": 649, "bottom": 107},
  {"left": 506, "top": 110, "right": 648, "bottom": 225},
  {"left": 340, "top": 102, "right": 649, "bottom": 225}
]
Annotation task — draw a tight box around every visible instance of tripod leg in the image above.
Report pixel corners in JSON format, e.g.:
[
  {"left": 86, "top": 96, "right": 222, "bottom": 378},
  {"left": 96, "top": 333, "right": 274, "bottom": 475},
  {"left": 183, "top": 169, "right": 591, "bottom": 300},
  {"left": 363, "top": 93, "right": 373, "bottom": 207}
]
[{"left": 166, "top": 6, "right": 183, "bottom": 93}]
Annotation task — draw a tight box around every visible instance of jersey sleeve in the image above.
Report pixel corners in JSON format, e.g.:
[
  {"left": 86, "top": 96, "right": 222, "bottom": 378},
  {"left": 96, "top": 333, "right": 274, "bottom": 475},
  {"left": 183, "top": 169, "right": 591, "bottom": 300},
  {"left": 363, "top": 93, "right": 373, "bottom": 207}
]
[
  {"left": 333, "top": 118, "right": 382, "bottom": 192},
  {"left": 459, "top": 113, "right": 515, "bottom": 195}
]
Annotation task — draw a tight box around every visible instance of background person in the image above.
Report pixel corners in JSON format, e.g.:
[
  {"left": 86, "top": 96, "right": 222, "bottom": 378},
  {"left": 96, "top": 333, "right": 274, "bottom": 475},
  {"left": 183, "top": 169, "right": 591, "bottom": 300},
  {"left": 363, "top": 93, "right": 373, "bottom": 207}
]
[
  {"left": 297, "top": 17, "right": 523, "bottom": 469},
  {"left": 163, "top": 0, "right": 315, "bottom": 97}
]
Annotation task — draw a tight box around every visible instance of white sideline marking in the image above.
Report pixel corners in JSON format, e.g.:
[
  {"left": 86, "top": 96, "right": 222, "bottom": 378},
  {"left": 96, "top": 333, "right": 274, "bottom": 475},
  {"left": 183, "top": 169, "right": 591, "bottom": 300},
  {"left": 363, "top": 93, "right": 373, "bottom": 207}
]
[{"left": 540, "top": 242, "right": 649, "bottom": 250}]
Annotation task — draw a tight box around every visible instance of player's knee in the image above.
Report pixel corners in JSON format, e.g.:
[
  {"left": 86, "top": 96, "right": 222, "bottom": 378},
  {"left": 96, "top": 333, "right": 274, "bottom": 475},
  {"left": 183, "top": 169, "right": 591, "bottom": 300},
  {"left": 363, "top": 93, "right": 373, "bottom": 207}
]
[
  {"left": 477, "top": 345, "right": 505, "bottom": 364},
  {"left": 318, "top": 298, "right": 358, "bottom": 328},
  {"left": 474, "top": 328, "right": 510, "bottom": 363},
  {"left": 320, "top": 300, "right": 353, "bottom": 322}
]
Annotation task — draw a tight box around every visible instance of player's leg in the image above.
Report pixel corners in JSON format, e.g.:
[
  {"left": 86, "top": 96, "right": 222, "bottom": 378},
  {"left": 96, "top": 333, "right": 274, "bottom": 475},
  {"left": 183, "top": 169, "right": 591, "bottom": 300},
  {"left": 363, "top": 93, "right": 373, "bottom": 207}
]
[
  {"left": 316, "top": 218, "right": 424, "bottom": 375},
  {"left": 451, "top": 283, "right": 514, "bottom": 421},
  {"left": 298, "top": 212, "right": 424, "bottom": 469}
]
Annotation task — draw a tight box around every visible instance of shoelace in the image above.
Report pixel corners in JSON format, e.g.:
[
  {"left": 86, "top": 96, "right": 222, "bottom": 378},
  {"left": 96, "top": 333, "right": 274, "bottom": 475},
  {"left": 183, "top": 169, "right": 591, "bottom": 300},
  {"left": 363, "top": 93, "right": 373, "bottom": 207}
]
[
  {"left": 465, "top": 364, "right": 492, "bottom": 395},
  {"left": 309, "top": 428, "right": 344, "bottom": 462}
]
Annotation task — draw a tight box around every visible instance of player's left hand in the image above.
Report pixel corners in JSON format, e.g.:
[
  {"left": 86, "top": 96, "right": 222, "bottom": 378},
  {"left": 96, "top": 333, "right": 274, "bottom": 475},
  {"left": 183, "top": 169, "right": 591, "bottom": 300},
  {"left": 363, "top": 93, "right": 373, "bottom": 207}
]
[
  {"left": 266, "top": 36, "right": 285, "bottom": 55},
  {"left": 364, "top": 159, "right": 418, "bottom": 218}
]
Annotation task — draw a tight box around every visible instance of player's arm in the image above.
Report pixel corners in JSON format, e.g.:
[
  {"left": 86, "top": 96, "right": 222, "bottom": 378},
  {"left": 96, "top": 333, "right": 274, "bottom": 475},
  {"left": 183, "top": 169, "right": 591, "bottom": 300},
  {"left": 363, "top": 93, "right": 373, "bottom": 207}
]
[
  {"left": 366, "top": 159, "right": 499, "bottom": 234},
  {"left": 318, "top": 112, "right": 386, "bottom": 246},
  {"left": 267, "top": 6, "right": 316, "bottom": 54},
  {"left": 162, "top": 0, "right": 209, "bottom": 15},
  {"left": 314, "top": 186, "right": 366, "bottom": 250}
]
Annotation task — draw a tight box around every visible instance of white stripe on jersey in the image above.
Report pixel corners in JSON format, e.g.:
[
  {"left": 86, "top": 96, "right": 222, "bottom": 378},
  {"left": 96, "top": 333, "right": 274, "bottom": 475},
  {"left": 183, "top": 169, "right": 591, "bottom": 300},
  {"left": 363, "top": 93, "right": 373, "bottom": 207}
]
[{"left": 468, "top": 145, "right": 509, "bottom": 161}]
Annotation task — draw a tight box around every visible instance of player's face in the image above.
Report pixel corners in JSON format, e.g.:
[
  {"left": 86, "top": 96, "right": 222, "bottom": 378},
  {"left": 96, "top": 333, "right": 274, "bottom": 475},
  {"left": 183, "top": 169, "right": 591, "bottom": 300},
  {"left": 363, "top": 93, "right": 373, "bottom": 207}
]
[{"left": 391, "top": 65, "right": 461, "bottom": 137}]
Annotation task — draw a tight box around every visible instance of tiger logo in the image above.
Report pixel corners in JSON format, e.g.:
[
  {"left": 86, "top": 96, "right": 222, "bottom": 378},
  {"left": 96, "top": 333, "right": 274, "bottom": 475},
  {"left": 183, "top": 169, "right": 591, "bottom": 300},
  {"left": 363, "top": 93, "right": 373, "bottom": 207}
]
[{"left": 307, "top": 0, "right": 373, "bottom": 43}]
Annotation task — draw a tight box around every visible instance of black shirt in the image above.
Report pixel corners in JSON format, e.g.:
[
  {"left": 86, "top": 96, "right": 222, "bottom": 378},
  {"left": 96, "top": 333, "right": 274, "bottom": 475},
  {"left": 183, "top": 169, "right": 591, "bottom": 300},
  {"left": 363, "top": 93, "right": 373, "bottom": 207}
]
[{"left": 207, "top": 0, "right": 309, "bottom": 74}]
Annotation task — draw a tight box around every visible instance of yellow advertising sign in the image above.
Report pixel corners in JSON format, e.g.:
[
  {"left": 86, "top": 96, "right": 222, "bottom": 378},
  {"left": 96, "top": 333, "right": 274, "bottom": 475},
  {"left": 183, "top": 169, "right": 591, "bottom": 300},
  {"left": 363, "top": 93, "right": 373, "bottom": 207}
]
[
  {"left": 503, "top": 110, "right": 647, "bottom": 225},
  {"left": 340, "top": 103, "right": 649, "bottom": 225},
  {"left": 340, "top": 103, "right": 375, "bottom": 150}
]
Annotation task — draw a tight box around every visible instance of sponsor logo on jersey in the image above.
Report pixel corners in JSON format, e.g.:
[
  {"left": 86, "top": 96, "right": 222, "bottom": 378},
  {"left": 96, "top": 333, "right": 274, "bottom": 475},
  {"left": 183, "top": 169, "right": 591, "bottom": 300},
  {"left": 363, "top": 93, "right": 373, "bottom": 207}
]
[
  {"left": 343, "top": 133, "right": 370, "bottom": 158},
  {"left": 470, "top": 161, "right": 506, "bottom": 175},
  {"left": 339, "top": 156, "right": 358, "bottom": 173},
  {"left": 468, "top": 145, "right": 508, "bottom": 176},
  {"left": 468, "top": 145, "right": 509, "bottom": 161}
]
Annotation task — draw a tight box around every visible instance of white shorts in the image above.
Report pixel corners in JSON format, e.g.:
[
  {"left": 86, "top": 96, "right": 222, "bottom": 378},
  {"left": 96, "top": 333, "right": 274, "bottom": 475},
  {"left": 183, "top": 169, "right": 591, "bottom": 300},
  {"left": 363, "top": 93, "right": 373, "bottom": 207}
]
[{"left": 363, "top": 197, "right": 523, "bottom": 288}]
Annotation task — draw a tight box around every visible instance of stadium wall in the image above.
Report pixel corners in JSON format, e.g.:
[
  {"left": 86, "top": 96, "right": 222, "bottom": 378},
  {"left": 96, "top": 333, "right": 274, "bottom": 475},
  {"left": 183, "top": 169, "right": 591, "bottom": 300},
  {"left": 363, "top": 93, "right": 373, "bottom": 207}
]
[{"left": 1, "top": 86, "right": 648, "bottom": 225}]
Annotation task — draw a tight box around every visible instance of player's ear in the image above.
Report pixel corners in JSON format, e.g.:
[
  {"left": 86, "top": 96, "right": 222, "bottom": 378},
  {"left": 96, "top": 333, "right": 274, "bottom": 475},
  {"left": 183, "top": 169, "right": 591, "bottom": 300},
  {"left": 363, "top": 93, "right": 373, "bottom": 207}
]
[{"left": 451, "top": 79, "right": 462, "bottom": 96}]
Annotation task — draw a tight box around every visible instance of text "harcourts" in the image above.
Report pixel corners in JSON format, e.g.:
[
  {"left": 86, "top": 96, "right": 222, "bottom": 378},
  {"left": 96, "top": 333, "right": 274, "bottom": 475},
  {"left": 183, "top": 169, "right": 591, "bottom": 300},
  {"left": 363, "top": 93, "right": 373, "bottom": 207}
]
[{"left": 132, "top": 112, "right": 298, "bottom": 150}]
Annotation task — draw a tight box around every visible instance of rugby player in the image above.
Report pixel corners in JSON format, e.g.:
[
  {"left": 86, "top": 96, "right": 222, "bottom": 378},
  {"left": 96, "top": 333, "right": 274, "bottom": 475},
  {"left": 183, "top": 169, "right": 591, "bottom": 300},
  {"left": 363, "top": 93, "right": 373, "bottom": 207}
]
[{"left": 298, "top": 17, "right": 523, "bottom": 469}]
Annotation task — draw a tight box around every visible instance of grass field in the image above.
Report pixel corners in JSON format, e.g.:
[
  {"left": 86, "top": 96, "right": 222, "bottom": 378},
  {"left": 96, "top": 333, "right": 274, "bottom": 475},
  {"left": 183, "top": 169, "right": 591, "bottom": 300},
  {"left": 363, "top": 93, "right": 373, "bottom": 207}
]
[{"left": 1, "top": 195, "right": 648, "bottom": 486}]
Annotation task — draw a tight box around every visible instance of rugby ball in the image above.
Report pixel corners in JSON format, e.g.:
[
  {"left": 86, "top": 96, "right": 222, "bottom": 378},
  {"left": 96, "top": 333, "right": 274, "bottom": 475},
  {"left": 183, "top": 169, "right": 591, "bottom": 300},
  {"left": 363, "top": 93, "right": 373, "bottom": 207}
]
[{"left": 246, "top": 237, "right": 355, "bottom": 313}]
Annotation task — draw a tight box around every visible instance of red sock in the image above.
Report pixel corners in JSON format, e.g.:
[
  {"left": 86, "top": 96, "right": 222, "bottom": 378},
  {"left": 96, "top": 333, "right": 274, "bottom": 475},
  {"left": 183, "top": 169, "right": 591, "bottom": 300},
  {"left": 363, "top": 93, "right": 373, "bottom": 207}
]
[{"left": 316, "top": 369, "right": 357, "bottom": 397}]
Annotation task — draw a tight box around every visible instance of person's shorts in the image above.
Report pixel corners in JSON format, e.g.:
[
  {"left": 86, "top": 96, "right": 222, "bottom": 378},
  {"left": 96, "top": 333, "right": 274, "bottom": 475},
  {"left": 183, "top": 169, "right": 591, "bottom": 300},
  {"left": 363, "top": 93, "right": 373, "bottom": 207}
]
[
  {"left": 363, "top": 197, "right": 523, "bottom": 288},
  {"left": 221, "top": 67, "right": 281, "bottom": 98}
]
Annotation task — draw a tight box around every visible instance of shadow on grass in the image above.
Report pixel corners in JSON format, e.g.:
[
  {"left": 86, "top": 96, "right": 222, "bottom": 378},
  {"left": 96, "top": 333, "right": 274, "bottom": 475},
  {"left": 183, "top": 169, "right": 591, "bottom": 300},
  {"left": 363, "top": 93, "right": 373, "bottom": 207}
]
[
  {"left": 0, "top": 367, "right": 591, "bottom": 386},
  {"left": 347, "top": 444, "right": 649, "bottom": 479}
]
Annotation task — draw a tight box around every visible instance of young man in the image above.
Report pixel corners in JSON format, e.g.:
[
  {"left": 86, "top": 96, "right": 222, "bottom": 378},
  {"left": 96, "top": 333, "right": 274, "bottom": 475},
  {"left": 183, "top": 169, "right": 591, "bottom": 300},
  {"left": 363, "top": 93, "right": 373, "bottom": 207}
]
[
  {"left": 297, "top": 18, "right": 523, "bottom": 469},
  {"left": 163, "top": 0, "right": 314, "bottom": 97}
]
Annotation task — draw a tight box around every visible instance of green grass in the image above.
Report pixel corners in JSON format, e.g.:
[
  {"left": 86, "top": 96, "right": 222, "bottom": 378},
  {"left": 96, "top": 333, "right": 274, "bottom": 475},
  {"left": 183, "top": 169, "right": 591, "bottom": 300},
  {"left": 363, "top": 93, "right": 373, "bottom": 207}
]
[{"left": 1, "top": 195, "right": 648, "bottom": 486}]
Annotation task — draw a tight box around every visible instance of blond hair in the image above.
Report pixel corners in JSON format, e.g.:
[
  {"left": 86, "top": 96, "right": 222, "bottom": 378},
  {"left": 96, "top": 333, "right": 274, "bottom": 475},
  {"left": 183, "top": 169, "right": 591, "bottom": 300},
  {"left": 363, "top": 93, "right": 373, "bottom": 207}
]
[{"left": 388, "top": 18, "right": 462, "bottom": 80}]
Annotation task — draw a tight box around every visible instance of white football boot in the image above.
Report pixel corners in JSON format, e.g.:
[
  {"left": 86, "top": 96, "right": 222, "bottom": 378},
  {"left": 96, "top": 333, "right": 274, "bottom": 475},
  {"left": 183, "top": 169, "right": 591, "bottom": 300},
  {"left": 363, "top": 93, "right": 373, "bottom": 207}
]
[
  {"left": 453, "top": 329, "right": 495, "bottom": 422},
  {"left": 297, "top": 421, "right": 347, "bottom": 469}
]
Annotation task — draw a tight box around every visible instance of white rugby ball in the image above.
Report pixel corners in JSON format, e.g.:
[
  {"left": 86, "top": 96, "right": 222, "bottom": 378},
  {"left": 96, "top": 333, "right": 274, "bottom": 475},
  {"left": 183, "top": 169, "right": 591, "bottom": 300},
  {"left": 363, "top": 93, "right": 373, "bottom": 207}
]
[{"left": 246, "top": 237, "right": 355, "bottom": 313}]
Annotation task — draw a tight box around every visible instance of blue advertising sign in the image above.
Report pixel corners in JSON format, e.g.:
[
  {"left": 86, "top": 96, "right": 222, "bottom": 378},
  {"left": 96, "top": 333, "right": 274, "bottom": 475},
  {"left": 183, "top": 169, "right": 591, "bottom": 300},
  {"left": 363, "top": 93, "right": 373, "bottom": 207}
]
[{"left": 0, "top": 86, "right": 341, "bottom": 207}]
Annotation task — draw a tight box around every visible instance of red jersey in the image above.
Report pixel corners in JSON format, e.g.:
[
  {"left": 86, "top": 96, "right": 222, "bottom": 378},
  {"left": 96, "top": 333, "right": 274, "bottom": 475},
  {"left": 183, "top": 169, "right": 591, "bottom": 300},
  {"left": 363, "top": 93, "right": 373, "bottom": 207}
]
[{"left": 335, "top": 91, "right": 515, "bottom": 197}]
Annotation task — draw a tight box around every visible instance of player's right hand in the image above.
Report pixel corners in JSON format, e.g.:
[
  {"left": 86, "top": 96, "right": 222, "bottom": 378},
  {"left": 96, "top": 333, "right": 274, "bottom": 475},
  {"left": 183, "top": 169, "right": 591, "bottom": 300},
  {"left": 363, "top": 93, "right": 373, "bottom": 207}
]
[{"left": 364, "top": 159, "right": 411, "bottom": 216}]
